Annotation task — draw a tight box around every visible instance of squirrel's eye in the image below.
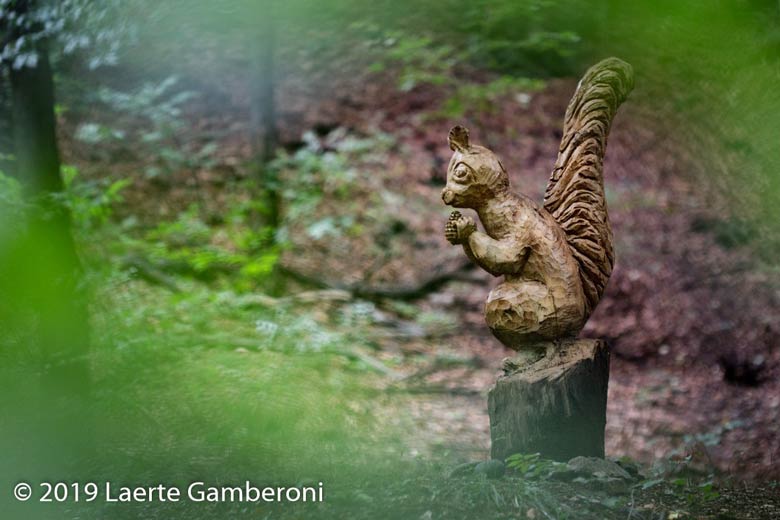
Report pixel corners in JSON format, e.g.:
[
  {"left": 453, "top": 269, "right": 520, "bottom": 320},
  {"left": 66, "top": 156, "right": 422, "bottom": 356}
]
[{"left": 453, "top": 166, "right": 469, "bottom": 180}]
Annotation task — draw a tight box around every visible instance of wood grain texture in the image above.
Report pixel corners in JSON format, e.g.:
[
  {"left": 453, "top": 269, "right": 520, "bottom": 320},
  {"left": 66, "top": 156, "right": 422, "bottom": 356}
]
[
  {"left": 442, "top": 58, "right": 633, "bottom": 350},
  {"left": 544, "top": 58, "right": 634, "bottom": 316}
]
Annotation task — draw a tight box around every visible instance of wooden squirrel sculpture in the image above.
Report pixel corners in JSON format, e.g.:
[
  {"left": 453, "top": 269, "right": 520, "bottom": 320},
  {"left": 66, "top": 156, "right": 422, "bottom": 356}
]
[{"left": 442, "top": 58, "right": 633, "bottom": 350}]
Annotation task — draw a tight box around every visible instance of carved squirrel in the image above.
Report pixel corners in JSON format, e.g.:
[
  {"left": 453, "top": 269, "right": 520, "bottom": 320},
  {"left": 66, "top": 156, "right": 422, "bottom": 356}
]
[{"left": 442, "top": 58, "right": 634, "bottom": 349}]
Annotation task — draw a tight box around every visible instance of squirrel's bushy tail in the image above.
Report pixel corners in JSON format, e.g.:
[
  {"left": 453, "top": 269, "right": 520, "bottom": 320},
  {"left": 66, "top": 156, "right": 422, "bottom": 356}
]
[{"left": 543, "top": 57, "right": 634, "bottom": 315}]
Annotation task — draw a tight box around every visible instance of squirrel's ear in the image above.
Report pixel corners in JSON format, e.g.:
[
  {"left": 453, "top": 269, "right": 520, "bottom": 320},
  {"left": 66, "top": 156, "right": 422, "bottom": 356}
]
[{"left": 448, "top": 125, "right": 470, "bottom": 152}]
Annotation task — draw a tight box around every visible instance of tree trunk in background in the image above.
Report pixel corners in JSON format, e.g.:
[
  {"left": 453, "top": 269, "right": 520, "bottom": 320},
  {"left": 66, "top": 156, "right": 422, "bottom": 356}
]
[
  {"left": 9, "top": 46, "right": 64, "bottom": 195},
  {"left": 249, "top": 8, "right": 279, "bottom": 229},
  {"left": 249, "top": 6, "right": 284, "bottom": 295},
  {"left": 0, "top": 70, "right": 13, "bottom": 175},
  {"left": 6, "top": 37, "right": 91, "bottom": 425}
]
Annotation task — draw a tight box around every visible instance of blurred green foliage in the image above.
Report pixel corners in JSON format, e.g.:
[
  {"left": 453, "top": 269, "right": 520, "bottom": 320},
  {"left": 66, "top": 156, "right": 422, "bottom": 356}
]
[
  {"left": 506, "top": 453, "right": 567, "bottom": 481},
  {"left": 272, "top": 129, "right": 394, "bottom": 241},
  {"left": 58, "top": 165, "right": 131, "bottom": 231},
  {"left": 439, "top": 76, "right": 545, "bottom": 118},
  {"left": 0, "top": 170, "right": 25, "bottom": 222},
  {"left": 588, "top": 0, "right": 780, "bottom": 256},
  {"left": 74, "top": 76, "right": 209, "bottom": 178},
  {"left": 364, "top": 27, "right": 547, "bottom": 117},
  {"left": 356, "top": 0, "right": 588, "bottom": 77},
  {"left": 135, "top": 201, "right": 281, "bottom": 290}
]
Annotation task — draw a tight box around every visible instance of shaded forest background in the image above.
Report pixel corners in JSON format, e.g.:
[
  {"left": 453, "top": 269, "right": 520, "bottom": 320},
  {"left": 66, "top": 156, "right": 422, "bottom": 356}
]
[{"left": 2, "top": 0, "right": 780, "bottom": 518}]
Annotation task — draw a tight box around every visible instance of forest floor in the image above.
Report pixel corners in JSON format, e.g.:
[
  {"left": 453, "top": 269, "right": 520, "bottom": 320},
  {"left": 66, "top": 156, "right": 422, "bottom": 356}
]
[{"left": 57, "top": 47, "right": 780, "bottom": 518}]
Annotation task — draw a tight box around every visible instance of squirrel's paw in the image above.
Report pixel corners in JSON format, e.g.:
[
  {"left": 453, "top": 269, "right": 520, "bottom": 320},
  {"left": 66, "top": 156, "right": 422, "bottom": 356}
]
[{"left": 445, "top": 211, "right": 476, "bottom": 245}]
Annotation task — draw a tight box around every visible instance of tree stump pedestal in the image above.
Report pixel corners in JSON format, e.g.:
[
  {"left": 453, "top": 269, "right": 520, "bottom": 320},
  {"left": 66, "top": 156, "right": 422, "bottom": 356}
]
[{"left": 488, "top": 339, "right": 610, "bottom": 462}]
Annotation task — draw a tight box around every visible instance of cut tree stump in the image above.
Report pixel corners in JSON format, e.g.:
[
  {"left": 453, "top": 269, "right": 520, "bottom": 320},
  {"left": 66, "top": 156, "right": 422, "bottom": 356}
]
[{"left": 488, "top": 339, "right": 610, "bottom": 461}]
